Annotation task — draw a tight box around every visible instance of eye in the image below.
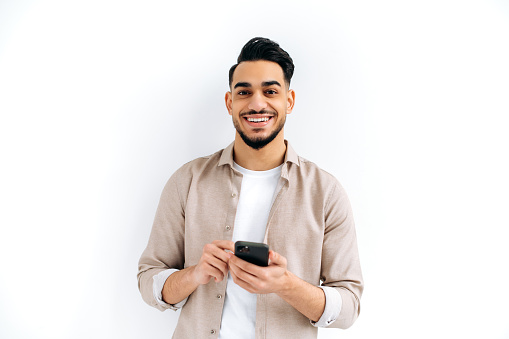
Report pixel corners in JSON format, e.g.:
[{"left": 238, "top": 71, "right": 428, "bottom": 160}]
[
  {"left": 237, "top": 90, "right": 250, "bottom": 96},
  {"left": 265, "top": 89, "right": 278, "bottom": 95}
]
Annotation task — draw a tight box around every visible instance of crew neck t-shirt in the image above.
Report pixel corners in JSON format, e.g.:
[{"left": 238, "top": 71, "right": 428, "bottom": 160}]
[{"left": 218, "top": 162, "right": 282, "bottom": 339}]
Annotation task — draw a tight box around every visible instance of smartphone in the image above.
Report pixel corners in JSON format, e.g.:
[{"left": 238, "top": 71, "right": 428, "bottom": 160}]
[{"left": 234, "top": 241, "right": 269, "bottom": 267}]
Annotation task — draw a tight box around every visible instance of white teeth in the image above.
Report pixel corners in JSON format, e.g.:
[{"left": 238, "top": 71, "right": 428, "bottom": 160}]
[{"left": 247, "top": 117, "right": 270, "bottom": 122}]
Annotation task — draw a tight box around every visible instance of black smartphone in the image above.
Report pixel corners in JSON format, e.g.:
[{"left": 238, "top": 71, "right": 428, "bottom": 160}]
[{"left": 234, "top": 241, "right": 269, "bottom": 267}]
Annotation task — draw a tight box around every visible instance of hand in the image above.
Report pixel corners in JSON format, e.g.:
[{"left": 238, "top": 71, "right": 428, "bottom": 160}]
[
  {"left": 228, "top": 250, "right": 289, "bottom": 294},
  {"left": 192, "top": 240, "right": 234, "bottom": 285}
]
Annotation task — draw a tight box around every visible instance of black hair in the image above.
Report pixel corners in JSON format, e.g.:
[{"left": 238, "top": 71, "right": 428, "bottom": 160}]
[{"left": 228, "top": 37, "right": 294, "bottom": 88}]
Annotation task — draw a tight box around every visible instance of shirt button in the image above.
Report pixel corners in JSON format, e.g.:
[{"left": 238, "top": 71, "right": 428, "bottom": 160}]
[
  {"left": 225, "top": 225, "right": 231, "bottom": 231},
  {"left": 231, "top": 193, "right": 236, "bottom": 197},
  {"left": 216, "top": 294, "right": 222, "bottom": 299},
  {"left": 210, "top": 329, "right": 216, "bottom": 334}
]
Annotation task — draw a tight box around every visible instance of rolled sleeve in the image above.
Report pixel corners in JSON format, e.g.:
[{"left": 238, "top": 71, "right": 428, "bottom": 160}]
[
  {"left": 152, "top": 268, "right": 187, "bottom": 311},
  {"left": 311, "top": 286, "right": 342, "bottom": 327},
  {"left": 153, "top": 269, "right": 188, "bottom": 311}
]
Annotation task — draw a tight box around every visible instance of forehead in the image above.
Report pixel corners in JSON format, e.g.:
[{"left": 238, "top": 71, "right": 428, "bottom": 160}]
[{"left": 232, "top": 60, "right": 285, "bottom": 85}]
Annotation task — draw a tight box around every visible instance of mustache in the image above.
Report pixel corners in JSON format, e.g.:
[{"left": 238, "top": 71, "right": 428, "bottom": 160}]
[{"left": 240, "top": 109, "right": 277, "bottom": 117}]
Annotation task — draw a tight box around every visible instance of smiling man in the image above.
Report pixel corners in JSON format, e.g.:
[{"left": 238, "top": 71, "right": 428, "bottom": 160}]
[{"left": 138, "top": 37, "right": 363, "bottom": 339}]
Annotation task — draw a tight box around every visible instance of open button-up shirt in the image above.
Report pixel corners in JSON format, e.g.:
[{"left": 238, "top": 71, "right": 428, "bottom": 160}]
[{"left": 138, "top": 141, "right": 363, "bottom": 338}]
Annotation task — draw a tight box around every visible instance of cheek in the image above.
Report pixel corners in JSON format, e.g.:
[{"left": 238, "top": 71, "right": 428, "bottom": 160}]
[
  {"left": 275, "top": 103, "right": 287, "bottom": 114},
  {"left": 272, "top": 98, "right": 287, "bottom": 110},
  {"left": 231, "top": 102, "right": 244, "bottom": 114}
]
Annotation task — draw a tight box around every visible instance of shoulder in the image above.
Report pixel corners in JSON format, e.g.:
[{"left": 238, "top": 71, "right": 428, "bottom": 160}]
[
  {"left": 166, "top": 147, "right": 227, "bottom": 187},
  {"left": 160, "top": 148, "right": 227, "bottom": 202},
  {"left": 295, "top": 156, "right": 341, "bottom": 186},
  {"left": 176, "top": 149, "right": 224, "bottom": 174},
  {"left": 295, "top": 158, "right": 353, "bottom": 227},
  {"left": 291, "top": 156, "right": 349, "bottom": 202}
]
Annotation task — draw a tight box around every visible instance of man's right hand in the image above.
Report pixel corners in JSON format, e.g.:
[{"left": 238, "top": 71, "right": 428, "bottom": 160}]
[
  {"left": 192, "top": 240, "right": 235, "bottom": 284},
  {"left": 162, "top": 240, "right": 234, "bottom": 305}
]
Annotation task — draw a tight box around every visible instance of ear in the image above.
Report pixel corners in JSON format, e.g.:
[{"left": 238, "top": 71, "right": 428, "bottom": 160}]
[
  {"left": 286, "top": 89, "right": 295, "bottom": 115},
  {"left": 225, "top": 91, "right": 233, "bottom": 116}
]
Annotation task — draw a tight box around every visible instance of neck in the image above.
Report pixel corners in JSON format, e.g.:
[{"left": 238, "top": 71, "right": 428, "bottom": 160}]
[{"left": 233, "top": 131, "right": 286, "bottom": 171}]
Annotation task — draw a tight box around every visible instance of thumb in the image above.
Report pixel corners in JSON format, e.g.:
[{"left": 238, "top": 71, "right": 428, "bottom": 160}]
[{"left": 268, "top": 250, "right": 286, "bottom": 266}]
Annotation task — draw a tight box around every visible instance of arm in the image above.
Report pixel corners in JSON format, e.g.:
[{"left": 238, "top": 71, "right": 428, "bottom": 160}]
[
  {"left": 138, "top": 174, "right": 186, "bottom": 311},
  {"left": 320, "top": 182, "right": 363, "bottom": 329},
  {"left": 276, "top": 270, "right": 326, "bottom": 322}
]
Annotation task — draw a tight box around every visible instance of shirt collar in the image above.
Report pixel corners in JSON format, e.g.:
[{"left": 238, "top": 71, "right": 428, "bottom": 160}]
[{"left": 218, "top": 140, "right": 300, "bottom": 168}]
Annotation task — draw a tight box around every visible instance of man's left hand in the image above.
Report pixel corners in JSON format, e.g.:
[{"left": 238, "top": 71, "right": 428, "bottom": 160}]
[{"left": 227, "top": 250, "right": 289, "bottom": 294}]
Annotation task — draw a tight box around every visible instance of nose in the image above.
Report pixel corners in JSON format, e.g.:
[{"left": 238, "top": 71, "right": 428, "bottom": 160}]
[{"left": 247, "top": 91, "right": 268, "bottom": 112}]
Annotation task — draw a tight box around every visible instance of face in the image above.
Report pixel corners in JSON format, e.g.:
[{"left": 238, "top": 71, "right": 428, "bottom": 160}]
[{"left": 225, "top": 60, "right": 295, "bottom": 150}]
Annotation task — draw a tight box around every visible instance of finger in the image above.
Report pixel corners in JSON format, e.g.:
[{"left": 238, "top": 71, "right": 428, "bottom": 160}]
[
  {"left": 229, "top": 265, "right": 256, "bottom": 293},
  {"left": 268, "top": 250, "right": 277, "bottom": 264},
  {"left": 212, "top": 240, "right": 235, "bottom": 252},
  {"left": 230, "top": 254, "right": 263, "bottom": 276},
  {"left": 229, "top": 259, "right": 259, "bottom": 285},
  {"left": 202, "top": 263, "right": 226, "bottom": 282},
  {"left": 204, "top": 255, "right": 229, "bottom": 278},
  {"left": 198, "top": 250, "right": 229, "bottom": 276},
  {"left": 268, "top": 250, "right": 286, "bottom": 266},
  {"left": 203, "top": 243, "right": 231, "bottom": 263}
]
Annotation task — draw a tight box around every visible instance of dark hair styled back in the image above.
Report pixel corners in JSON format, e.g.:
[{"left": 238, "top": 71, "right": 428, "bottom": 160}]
[{"left": 229, "top": 37, "right": 294, "bottom": 88}]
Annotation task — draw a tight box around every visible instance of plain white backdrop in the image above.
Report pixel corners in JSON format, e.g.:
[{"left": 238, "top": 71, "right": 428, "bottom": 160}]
[{"left": 1, "top": 0, "right": 508, "bottom": 338}]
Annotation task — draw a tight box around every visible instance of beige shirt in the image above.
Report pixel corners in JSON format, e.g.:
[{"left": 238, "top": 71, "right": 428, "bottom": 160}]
[{"left": 137, "top": 141, "right": 363, "bottom": 338}]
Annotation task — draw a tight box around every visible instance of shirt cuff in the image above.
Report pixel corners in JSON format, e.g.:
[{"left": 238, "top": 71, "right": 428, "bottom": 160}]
[
  {"left": 152, "top": 269, "right": 188, "bottom": 310},
  {"left": 310, "top": 286, "right": 343, "bottom": 327}
]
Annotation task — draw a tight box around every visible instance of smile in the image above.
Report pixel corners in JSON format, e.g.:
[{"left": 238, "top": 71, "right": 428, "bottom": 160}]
[{"left": 246, "top": 117, "right": 270, "bottom": 122}]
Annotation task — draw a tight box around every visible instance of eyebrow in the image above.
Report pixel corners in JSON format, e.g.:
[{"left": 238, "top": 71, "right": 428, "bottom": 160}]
[
  {"left": 233, "top": 80, "right": 282, "bottom": 89},
  {"left": 234, "top": 82, "right": 251, "bottom": 89},
  {"left": 262, "top": 80, "right": 282, "bottom": 87}
]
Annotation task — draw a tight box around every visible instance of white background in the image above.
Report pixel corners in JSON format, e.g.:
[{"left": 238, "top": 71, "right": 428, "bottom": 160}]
[{"left": 1, "top": 1, "right": 508, "bottom": 338}]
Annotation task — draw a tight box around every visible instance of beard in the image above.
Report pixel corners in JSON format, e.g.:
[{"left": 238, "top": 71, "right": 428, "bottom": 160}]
[{"left": 233, "top": 111, "right": 286, "bottom": 150}]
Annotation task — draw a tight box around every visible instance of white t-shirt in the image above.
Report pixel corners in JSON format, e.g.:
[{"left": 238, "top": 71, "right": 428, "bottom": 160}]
[{"left": 218, "top": 162, "right": 282, "bottom": 339}]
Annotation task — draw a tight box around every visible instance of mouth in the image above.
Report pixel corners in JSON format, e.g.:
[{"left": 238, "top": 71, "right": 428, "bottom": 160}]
[
  {"left": 246, "top": 117, "right": 271, "bottom": 122},
  {"left": 241, "top": 114, "right": 275, "bottom": 128}
]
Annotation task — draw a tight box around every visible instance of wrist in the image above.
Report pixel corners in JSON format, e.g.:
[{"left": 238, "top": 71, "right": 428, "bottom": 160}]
[
  {"left": 276, "top": 270, "right": 295, "bottom": 296},
  {"left": 187, "top": 265, "right": 200, "bottom": 286}
]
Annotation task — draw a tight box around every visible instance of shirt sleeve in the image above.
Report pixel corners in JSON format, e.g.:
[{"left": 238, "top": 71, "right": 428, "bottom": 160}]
[
  {"left": 152, "top": 269, "right": 188, "bottom": 311},
  {"left": 319, "top": 181, "right": 363, "bottom": 329},
  {"left": 310, "top": 286, "right": 343, "bottom": 327},
  {"left": 138, "top": 171, "right": 187, "bottom": 312}
]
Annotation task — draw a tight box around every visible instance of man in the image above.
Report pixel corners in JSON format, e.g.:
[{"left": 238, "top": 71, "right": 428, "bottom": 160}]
[{"left": 138, "top": 37, "right": 363, "bottom": 338}]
